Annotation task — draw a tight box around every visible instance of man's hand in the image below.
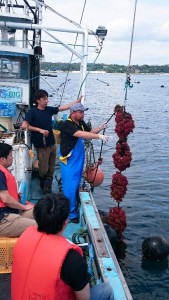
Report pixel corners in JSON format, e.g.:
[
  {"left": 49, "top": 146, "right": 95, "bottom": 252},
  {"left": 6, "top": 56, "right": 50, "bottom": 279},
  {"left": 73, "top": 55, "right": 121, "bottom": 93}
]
[
  {"left": 98, "top": 134, "right": 109, "bottom": 143},
  {"left": 24, "top": 203, "right": 34, "bottom": 211},
  {"left": 76, "top": 95, "right": 83, "bottom": 103},
  {"left": 39, "top": 129, "right": 49, "bottom": 137},
  {"left": 99, "top": 122, "right": 108, "bottom": 130}
]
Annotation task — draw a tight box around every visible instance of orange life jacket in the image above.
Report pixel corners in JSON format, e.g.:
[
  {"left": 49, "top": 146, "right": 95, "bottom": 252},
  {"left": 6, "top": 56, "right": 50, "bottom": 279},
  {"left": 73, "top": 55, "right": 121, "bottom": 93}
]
[
  {"left": 11, "top": 226, "right": 83, "bottom": 300},
  {"left": 0, "top": 165, "right": 19, "bottom": 208}
]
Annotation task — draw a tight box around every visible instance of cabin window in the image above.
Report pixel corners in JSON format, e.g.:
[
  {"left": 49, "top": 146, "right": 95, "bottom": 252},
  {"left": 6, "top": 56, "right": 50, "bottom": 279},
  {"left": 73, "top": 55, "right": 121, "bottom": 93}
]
[{"left": 0, "top": 55, "right": 29, "bottom": 80}]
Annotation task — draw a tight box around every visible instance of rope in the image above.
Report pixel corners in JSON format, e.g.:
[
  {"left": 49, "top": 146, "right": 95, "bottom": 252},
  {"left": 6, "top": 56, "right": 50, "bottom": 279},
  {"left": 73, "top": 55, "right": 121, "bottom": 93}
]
[
  {"left": 59, "top": 0, "right": 87, "bottom": 105},
  {"left": 31, "top": 0, "right": 82, "bottom": 28},
  {"left": 124, "top": 0, "right": 138, "bottom": 103},
  {"left": 128, "top": 0, "right": 137, "bottom": 69},
  {"left": 98, "top": 113, "right": 115, "bottom": 160},
  {"left": 85, "top": 112, "right": 115, "bottom": 185},
  {"left": 59, "top": 1, "right": 104, "bottom": 103},
  {"left": 77, "top": 48, "right": 102, "bottom": 98}
]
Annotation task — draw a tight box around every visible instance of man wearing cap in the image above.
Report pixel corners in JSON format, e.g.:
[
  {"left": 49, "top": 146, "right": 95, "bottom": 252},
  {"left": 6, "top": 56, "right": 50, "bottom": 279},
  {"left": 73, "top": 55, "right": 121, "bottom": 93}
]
[
  {"left": 60, "top": 102, "right": 108, "bottom": 223},
  {"left": 21, "top": 89, "right": 82, "bottom": 194}
]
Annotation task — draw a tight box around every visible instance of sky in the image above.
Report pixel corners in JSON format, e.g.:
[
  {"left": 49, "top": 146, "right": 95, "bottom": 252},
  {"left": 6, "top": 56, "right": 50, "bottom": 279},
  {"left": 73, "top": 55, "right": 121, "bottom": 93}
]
[{"left": 38, "top": 0, "right": 169, "bottom": 66}]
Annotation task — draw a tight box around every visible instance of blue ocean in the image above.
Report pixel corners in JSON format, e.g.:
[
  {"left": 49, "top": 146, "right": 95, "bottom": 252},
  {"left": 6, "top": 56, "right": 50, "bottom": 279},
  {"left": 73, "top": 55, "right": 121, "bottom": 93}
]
[{"left": 43, "top": 72, "right": 169, "bottom": 300}]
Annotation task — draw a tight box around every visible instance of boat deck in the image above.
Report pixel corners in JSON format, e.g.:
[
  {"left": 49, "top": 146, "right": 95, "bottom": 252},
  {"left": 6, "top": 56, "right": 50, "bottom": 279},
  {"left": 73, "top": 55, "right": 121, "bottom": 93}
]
[{"left": 0, "top": 162, "right": 133, "bottom": 300}]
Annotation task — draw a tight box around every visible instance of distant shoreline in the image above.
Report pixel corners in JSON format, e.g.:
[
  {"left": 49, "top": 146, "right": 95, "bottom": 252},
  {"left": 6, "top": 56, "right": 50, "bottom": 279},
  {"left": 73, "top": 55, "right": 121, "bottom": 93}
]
[
  {"left": 40, "top": 70, "right": 169, "bottom": 75},
  {"left": 41, "top": 62, "right": 169, "bottom": 74}
]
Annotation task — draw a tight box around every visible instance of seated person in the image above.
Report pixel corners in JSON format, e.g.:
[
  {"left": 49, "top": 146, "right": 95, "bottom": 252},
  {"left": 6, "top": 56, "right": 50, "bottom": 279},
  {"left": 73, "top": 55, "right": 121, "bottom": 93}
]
[{"left": 0, "top": 143, "right": 36, "bottom": 237}]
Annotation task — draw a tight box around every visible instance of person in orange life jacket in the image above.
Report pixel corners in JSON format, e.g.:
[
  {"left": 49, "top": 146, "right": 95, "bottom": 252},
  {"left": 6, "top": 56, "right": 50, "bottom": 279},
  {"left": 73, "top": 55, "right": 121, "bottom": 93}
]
[
  {"left": 11, "top": 193, "right": 114, "bottom": 300},
  {"left": 0, "top": 143, "right": 36, "bottom": 237},
  {"left": 21, "top": 89, "right": 83, "bottom": 194},
  {"left": 59, "top": 103, "right": 109, "bottom": 224}
]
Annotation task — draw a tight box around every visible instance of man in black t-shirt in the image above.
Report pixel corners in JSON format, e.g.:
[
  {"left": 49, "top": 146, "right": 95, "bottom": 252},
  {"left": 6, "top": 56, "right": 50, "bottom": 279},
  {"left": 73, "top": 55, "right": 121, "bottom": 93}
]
[
  {"left": 60, "top": 103, "right": 109, "bottom": 223},
  {"left": 21, "top": 89, "right": 82, "bottom": 193}
]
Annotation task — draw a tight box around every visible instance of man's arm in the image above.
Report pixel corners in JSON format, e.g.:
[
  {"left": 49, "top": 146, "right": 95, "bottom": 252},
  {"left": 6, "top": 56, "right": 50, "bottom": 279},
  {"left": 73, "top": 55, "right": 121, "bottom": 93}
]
[
  {"left": 21, "top": 121, "right": 49, "bottom": 137},
  {"left": 90, "top": 126, "right": 103, "bottom": 134},
  {"left": 74, "top": 130, "right": 100, "bottom": 139},
  {"left": 58, "top": 96, "right": 83, "bottom": 112},
  {"left": 74, "top": 283, "right": 90, "bottom": 300},
  {"left": 73, "top": 130, "right": 108, "bottom": 142},
  {"left": 90, "top": 122, "right": 108, "bottom": 134},
  {"left": 0, "top": 190, "right": 33, "bottom": 211}
]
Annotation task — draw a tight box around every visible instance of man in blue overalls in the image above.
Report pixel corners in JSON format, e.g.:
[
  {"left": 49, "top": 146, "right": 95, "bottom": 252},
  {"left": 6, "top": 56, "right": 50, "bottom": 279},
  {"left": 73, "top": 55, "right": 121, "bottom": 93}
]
[{"left": 60, "top": 103, "right": 108, "bottom": 223}]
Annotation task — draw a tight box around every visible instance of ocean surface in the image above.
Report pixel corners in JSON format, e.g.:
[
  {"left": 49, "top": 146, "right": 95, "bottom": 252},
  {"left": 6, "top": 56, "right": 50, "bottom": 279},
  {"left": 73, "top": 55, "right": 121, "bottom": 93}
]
[{"left": 42, "top": 72, "right": 169, "bottom": 300}]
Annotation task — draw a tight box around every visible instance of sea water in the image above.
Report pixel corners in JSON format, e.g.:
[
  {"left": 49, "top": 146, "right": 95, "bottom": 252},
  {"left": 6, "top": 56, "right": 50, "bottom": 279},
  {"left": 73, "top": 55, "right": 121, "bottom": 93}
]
[{"left": 42, "top": 73, "right": 169, "bottom": 300}]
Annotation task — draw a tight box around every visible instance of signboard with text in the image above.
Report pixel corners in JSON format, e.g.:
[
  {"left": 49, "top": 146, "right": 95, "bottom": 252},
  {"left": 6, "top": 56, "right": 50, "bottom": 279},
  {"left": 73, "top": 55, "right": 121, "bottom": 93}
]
[{"left": 0, "top": 86, "right": 22, "bottom": 102}]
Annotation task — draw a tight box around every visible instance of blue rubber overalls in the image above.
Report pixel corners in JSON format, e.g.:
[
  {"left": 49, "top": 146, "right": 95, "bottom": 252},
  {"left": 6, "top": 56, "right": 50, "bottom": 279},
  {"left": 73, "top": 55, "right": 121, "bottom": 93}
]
[{"left": 60, "top": 137, "right": 85, "bottom": 220}]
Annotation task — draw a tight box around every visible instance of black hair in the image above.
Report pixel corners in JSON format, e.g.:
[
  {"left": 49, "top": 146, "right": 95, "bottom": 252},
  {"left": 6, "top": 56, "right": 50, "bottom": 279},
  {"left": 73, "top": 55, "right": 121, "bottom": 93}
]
[
  {"left": 0, "top": 143, "right": 13, "bottom": 158},
  {"left": 34, "top": 89, "right": 48, "bottom": 104},
  {"left": 33, "top": 193, "right": 70, "bottom": 234}
]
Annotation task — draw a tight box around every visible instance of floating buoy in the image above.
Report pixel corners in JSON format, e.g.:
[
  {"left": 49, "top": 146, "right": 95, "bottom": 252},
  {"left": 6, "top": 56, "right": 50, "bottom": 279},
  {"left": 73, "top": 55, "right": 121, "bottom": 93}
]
[
  {"left": 103, "top": 223, "right": 117, "bottom": 247},
  {"left": 83, "top": 165, "right": 104, "bottom": 187},
  {"left": 142, "top": 235, "right": 169, "bottom": 261}
]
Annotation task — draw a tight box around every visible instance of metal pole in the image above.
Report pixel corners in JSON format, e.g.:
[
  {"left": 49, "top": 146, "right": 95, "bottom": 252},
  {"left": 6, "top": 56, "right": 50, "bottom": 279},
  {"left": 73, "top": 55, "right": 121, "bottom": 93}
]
[{"left": 79, "top": 27, "right": 88, "bottom": 103}]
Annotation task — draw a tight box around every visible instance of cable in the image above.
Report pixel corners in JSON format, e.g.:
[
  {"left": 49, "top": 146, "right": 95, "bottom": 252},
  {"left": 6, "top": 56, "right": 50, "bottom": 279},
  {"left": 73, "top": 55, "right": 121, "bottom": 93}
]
[
  {"left": 125, "top": 0, "right": 138, "bottom": 104},
  {"left": 31, "top": 0, "right": 82, "bottom": 28},
  {"left": 59, "top": 0, "right": 87, "bottom": 105}
]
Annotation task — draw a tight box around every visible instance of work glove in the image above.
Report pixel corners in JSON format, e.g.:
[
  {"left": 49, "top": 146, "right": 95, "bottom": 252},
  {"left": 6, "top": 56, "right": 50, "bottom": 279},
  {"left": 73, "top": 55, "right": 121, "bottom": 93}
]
[
  {"left": 99, "top": 122, "right": 108, "bottom": 130},
  {"left": 98, "top": 134, "right": 109, "bottom": 143}
]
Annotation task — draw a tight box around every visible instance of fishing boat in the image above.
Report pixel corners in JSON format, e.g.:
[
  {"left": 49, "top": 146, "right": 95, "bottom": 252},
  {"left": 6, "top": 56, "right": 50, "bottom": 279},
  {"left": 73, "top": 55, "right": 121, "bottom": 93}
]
[{"left": 0, "top": 1, "right": 132, "bottom": 299}]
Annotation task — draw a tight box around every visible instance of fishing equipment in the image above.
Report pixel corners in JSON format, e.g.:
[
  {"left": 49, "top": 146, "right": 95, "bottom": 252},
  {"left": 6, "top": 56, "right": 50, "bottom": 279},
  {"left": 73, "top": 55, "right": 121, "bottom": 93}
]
[
  {"left": 103, "top": 223, "right": 117, "bottom": 248},
  {"left": 107, "top": 0, "right": 138, "bottom": 241},
  {"left": 83, "top": 163, "right": 104, "bottom": 187},
  {"left": 107, "top": 106, "right": 135, "bottom": 240},
  {"left": 83, "top": 139, "right": 104, "bottom": 188},
  {"left": 96, "top": 78, "right": 109, "bottom": 86},
  {"left": 142, "top": 235, "right": 169, "bottom": 261},
  {"left": 83, "top": 111, "right": 115, "bottom": 188}
]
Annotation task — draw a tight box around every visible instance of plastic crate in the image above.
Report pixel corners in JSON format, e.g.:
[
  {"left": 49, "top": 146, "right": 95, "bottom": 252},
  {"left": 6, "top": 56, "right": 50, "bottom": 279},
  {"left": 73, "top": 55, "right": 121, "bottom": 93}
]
[{"left": 0, "top": 237, "right": 18, "bottom": 274}]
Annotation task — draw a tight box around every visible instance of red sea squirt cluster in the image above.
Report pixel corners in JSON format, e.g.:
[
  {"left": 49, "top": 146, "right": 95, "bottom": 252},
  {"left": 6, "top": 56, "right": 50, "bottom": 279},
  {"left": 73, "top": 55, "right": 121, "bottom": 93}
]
[{"left": 107, "top": 105, "right": 135, "bottom": 240}]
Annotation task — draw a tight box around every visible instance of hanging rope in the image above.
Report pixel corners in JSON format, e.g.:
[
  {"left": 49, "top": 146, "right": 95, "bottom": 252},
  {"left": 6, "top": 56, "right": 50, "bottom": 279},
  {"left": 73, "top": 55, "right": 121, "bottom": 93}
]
[
  {"left": 124, "top": 0, "right": 138, "bottom": 102},
  {"left": 59, "top": 1, "right": 104, "bottom": 103},
  {"left": 59, "top": 0, "right": 87, "bottom": 105},
  {"left": 128, "top": 0, "right": 137, "bottom": 70},
  {"left": 84, "top": 112, "right": 115, "bottom": 186},
  {"left": 107, "top": 3, "right": 137, "bottom": 240}
]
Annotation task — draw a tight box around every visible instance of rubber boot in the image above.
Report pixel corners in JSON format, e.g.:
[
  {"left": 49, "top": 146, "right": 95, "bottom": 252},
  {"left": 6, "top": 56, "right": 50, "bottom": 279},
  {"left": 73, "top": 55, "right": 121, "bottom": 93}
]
[
  {"left": 39, "top": 177, "right": 45, "bottom": 191},
  {"left": 43, "top": 177, "right": 53, "bottom": 194}
]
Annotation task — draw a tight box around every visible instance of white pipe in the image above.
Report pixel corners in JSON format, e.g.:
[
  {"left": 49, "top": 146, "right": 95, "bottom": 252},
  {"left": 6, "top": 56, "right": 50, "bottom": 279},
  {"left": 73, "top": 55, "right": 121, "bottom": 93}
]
[
  {"left": 41, "top": 76, "right": 61, "bottom": 98},
  {"left": 0, "top": 21, "right": 85, "bottom": 34},
  {"left": 43, "top": 29, "right": 82, "bottom": 59},
  {"left": 79, "top": 28, "right": 88, "bottom": 103}
]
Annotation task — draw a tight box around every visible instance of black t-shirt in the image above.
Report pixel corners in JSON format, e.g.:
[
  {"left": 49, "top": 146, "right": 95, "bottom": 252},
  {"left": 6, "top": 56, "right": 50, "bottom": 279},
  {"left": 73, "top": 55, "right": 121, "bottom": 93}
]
[
  {"left": 0, "top": 171, "right": 19, "bottom": 221},
  {"left": 25, "top": 106, "right": 59, "bottom": 148},
  {"left": 60, "top": 119, "right": 90, "bottom": 156},
  {"left": 61, "top": 249, "right": 90, "bottom": 290}
]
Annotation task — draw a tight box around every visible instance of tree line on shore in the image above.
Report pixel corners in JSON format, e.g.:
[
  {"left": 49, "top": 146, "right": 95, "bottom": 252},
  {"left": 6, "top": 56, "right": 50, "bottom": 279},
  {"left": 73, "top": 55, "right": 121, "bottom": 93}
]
[{"left": 41, "top": 62, "right": 169, "bottom": 73}]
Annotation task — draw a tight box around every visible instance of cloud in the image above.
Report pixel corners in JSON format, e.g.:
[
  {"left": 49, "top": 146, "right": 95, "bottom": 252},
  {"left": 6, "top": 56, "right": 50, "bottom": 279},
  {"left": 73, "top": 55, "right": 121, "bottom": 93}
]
[{"left": 40, "top": 0, "right": 169, "bottom": 65}]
